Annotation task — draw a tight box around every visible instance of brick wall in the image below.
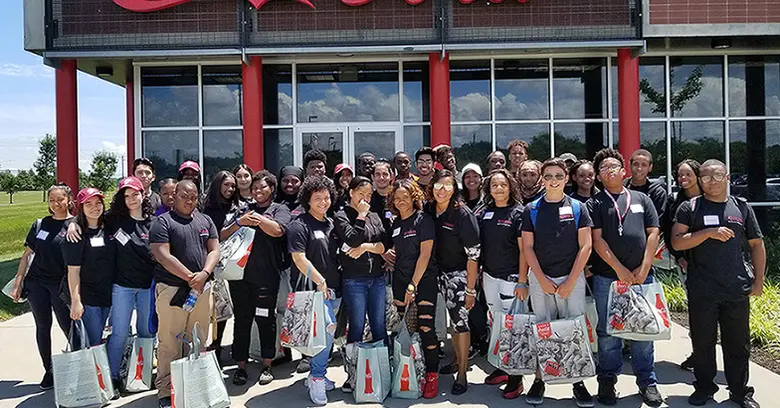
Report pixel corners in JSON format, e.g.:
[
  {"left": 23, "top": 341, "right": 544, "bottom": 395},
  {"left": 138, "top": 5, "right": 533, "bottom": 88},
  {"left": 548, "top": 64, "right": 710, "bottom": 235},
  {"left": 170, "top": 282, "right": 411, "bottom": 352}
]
[{"left": 649, "top": 0, "right": 780, "bottom": 25}]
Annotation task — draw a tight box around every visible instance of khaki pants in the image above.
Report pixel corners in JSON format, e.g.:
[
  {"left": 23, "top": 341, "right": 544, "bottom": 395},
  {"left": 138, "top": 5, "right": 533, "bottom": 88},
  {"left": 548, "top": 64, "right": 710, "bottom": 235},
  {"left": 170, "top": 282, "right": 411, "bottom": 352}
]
[{"left": 154, "top": 282, "right": 212, "bottom": 399}]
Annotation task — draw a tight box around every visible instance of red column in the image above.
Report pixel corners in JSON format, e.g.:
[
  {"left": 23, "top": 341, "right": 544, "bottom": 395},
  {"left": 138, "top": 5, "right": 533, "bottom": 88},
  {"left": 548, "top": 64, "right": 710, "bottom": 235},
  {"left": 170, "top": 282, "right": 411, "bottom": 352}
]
[
  {"left": 617, "top": 48, "right": 641, "bottom": 163},
  {"left": 56, "top": 59, "right": 79, "bottom": 191},
  {"left": 126, "top": 80, "right": 135, "bottom": 176},
  {"left": 242, "top": 56, "right": 264, "bottom": 170},
  {"left": 429, "top": 52, "right": 451, "bottom": 147}
]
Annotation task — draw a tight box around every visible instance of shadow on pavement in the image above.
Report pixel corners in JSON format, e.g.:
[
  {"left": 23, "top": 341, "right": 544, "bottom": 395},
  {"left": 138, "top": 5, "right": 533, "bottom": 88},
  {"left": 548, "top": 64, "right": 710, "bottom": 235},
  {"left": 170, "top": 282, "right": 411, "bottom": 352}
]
[{"left": 0, "top": 381, "right": 44, "bottom": 401}]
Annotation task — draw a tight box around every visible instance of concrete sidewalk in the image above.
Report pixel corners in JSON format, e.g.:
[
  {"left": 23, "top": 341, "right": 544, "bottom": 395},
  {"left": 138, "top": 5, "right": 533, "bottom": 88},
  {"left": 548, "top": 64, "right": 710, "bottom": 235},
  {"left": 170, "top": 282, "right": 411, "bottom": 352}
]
[{"left": 0, "top": 312, "right": 778, "bottom": 408}]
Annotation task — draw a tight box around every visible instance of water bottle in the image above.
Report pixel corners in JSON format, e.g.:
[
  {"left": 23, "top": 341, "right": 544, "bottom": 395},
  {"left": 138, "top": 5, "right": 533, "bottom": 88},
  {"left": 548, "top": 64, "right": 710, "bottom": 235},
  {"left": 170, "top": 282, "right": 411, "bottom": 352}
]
[{"left": 182, "top": 282, "right": 211, "bottom": 313}]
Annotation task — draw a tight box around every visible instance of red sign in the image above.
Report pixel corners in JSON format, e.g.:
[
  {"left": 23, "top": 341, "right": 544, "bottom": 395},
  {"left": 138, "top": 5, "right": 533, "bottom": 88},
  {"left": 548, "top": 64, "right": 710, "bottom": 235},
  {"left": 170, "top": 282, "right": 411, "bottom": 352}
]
[{"left": 114, "top": 0, "right": 526, "bottom": 13}]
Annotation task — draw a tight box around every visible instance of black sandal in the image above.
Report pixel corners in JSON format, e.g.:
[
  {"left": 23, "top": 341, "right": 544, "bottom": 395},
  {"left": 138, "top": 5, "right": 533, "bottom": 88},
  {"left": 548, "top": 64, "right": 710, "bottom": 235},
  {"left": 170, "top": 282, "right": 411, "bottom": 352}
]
[
  {"left": 232, "top": 368, "right": 248, "bottom": 386},
  {"left": 451, "top": 380, "right": 468, "bottom": 395}
]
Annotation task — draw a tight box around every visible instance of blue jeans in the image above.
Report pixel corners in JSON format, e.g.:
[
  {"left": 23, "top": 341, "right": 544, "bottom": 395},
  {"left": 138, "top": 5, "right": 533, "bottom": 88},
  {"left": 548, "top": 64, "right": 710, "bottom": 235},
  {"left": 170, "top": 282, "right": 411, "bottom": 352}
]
[
  {"left": 343, "top": 277, "right": 386, "bottom": 344},
  {"left": 593, "top": 273, "right": 658, "bottom": 389},
  {"left": 310, "top": 297, "right": 341, "bottom": 379},
  {"left": 81, "top": 305, "right": 110, "bottom": 347},
  {"left": 107, "top": 284, "right": 153, "bottom": 379}
]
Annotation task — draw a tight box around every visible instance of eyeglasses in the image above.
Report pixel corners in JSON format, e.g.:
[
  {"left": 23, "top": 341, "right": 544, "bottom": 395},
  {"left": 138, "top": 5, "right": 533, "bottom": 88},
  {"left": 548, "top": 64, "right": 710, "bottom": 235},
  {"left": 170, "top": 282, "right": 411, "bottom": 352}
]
[
  {"left": 433, "top": 182, "right": 454, "bottom": 192},
  {"left": 543, "top": 174, "right": 566, "bottom": 181},
  {"left": 417, "top": 159, "right": 433, "bottom": 164},
  {"left": 599, "top": 164, "right": 622, "bottom": 173},
  {"left": 700, "top": 173, "right": 727, "bottom": 183}
]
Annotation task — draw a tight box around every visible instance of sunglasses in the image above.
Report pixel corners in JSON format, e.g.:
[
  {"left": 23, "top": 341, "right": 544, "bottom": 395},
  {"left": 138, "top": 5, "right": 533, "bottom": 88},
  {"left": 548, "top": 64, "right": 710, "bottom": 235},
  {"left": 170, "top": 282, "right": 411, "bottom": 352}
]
[
  {"left": 700, "top": 173, "right": 727, "bottom": 183},
  {"left": 433, "top": 182, "right": 454, "bottom": 192},
  {"left": 543, "top": 174, "right": 566, "bottom": 181}
]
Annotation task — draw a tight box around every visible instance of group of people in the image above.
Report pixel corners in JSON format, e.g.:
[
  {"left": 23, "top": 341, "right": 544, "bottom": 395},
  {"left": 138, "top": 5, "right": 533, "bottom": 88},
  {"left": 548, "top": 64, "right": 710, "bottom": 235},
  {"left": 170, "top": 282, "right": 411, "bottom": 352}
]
[{"left": 8, "top": 139, "right": 766, "bottom": 408}]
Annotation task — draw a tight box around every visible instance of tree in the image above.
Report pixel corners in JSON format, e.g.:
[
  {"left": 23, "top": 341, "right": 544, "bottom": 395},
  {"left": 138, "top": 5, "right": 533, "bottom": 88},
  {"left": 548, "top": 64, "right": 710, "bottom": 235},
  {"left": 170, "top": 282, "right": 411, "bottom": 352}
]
[
  {"left": 33, "top": 134, "right": 57, "bottom": 202},
  {"left": 15, "top": 170, "right": 38, "bottom": 191},
  {"left": 87, "top": 151, "right": 118, "bottom": 191},
  {"left": 0, "top": 172, "right": 18, "bottom": 204}
]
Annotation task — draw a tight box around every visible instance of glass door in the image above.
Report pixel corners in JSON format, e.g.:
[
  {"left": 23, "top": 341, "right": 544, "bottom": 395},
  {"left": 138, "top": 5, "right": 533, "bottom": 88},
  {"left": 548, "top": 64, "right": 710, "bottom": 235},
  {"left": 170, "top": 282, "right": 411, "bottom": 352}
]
[
  {"left": 348, "top": 124, "right": 402, "bottom": 166},
  {"left": 295, "top": 124, "right": 401, "bottom": 173},
  {"left": 296, "top": 126, "right": 346, "bottom": 176}
]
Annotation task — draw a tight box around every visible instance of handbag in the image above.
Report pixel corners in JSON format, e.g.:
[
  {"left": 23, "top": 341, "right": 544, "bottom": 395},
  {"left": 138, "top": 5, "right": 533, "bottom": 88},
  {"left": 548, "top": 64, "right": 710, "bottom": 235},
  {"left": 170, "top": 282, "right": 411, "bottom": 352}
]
[
  {"left": 487, "top": 298, "right": 537, "bottom": 376},
  {"left": 354, "top": 340, "right": 392, "bottom": 403},
  {"left": 534, "top": 315, "right": 597, "bottom": 384},
  {"left": 53, "top": 320, "right": 115, "bottom": 407},
  {"left": 170, "top": 322, "right": 230, "bottom": 408},
  {"left": 215, "top": 227, "right": 255, "bottom": 281}
]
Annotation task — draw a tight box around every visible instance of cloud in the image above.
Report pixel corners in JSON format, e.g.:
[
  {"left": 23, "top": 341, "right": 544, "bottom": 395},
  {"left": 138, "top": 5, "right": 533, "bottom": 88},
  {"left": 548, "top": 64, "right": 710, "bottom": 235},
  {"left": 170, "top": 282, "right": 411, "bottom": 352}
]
[{"left": 0, "top": 63, "right": 54, "bottom": 78}]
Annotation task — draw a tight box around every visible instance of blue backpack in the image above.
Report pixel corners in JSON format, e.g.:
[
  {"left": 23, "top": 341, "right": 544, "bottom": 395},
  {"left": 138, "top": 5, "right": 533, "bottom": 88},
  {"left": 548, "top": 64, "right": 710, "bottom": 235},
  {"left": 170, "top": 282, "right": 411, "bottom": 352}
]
[{"left": 529, "top": 196, "right": 581, "bottom": 229}]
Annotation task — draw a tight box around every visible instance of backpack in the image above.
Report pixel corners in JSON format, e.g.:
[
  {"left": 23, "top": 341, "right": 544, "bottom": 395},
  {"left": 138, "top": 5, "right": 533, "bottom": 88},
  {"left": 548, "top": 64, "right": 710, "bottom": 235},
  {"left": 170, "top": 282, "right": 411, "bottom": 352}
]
[{"left": 529, "top": 196, "right": 581, "bottom": 229}]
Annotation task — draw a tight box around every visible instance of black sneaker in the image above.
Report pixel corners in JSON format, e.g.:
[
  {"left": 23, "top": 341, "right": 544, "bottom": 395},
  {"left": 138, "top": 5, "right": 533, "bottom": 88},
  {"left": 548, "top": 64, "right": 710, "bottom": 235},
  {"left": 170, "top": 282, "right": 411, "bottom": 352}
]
[
  {"left": 688, "top": 389, "right": 715, "bottom": 406},
  {"left": 525, "top": 379, "right": 545, "bottom": 405},
  {"left": 296, "top": 356, "right": 311, "bottom": 373},
  {"left": 39, "top": 371, "right": 54, "bottom": 390},
  {"left": 640, "top": 385, "right": 663, "bottom": 407},
  {"left": 573, "top": 381, "right": 595, "bottom": 408},
  {"left": 730, "top": 393, "right": 761, "bottom": 408},
  {"left": 258, "top": 366, "right": 275, "bottom": 385},
  {"left": 597, "top": 381, "right": 617, "bottom": 406},
  {"left": 111, "top": 379, "right": 122, "bottom": 400},
  {"left": 439, "top": 362, "right": 458, "bottom": 375},
  {"left": 232, "top": 368, "right": 248, "bottom": 386},
  {"left": 680, "top": 354, "right": 695, "bottom": 372},
  {"left": 158, "top": 397, "right": 172, "bottom": 408}
]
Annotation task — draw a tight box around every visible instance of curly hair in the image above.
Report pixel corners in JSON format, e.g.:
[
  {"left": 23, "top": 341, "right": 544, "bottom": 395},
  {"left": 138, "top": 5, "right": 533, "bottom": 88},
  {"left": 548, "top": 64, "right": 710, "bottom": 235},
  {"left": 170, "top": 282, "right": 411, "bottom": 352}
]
[
  {"left": 252, "top": 169, "right": 277, "bottom": 192},
  {"left": 481, "top": 168, "right": 520, "bottom": 208},
  {"left": 107, "top": 187, "right": 153, "bottom": 224},
  {"left": 303, "top": 149, "right": 327, "bottom": 171},
  {"left": 507, "top": 139, "right": 530, "bottom": 155},
  {"left": 427, "top": 169, "right": 463, "bottom": 210},
  {"left": 593, "top": 148, "right": 625, "bottom": 176},
  {"left": 388, "top": 178, "right": 425, "bottom": 216},
  {"left": 297, "top": 176, "right": 337, "bottom": 212},
  {"left": 47, "top": 182, "right": 75, "bottom": 215}
]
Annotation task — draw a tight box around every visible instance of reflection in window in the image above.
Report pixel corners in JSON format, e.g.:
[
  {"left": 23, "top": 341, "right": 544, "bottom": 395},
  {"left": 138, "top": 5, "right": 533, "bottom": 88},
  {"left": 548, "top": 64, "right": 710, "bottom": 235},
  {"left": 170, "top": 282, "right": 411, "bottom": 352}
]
[
  {"left": 263, "top": 128, "right": 294, "bottom": 173},
  {"left": 403, "top": 62, "right": 430, "bottom": 122},
  {"left": 451, "top": 125, "right": 491, "bottom": 169},
  {"left": 203, "top": 130, "right": 243, "bottom": 183},
  {"left": 403, "top": 125, "right": 431, "bottom": 172},
  {"left": 202, "top": 66, "right": 242, "bottom": 126},
  {"left": 264, "top": 65, "right": 293, "bottom": 125},
  {"left": 669, "top": 56, "right": 723, "bottom": 118},
  {"left": 728, "top": 56, "right": 780, "bottom": 117},
  {"left": 730, "top": 120, "right": 780, "bottom": 202},
  {"left": 494, "top": 59, "right": 549, "bottom": 120},
  {"left": 613, "top": 57, "right": 666, "bottom": 118},
  {"left": 613, "top": 122, "right": 667, "bottom": 179},
  {"left": 296, "top": 63, "right": 399, "bottom": 123},
  {"left": 142, "top": 130, "right": 199, "bottom": 181},
  {"left": 671, "top": 120, "right": 724, "bottom": 168},
  {"left": 552, "top": 58, "right": 607, "bottom": 120},
  {"left": 353, "top": 130, "right": 395, "bottom": 163},
  {"left": 141, "top": 66, "right": 198, "bottom": 127},
  {"left": 554, "top": 123, "right": 607, "bottom": 161},
  {"left": 495, "top": 123, "right": 550, "bottom": 160},
  {"left": 450, "top": 60, "right": 491, "bottom": 122},
  {"left": 301, "top": 130, "right": 343, "bottom": 176}
]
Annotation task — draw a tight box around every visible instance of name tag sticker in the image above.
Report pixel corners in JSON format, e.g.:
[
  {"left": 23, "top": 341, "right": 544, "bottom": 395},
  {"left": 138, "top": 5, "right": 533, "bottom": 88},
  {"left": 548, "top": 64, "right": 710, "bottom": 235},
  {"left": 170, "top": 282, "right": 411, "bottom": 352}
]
[
  {"left": 36, "top": 230, "right": 49, "bottom": 240},
  {"left": 630, "top": 204, "right": 644, "bottom": 213},
  {"left": 559, "top": 206, "right": 573, "bottom": 216},
  {"left": 703, "top": 215, "right": 720, "bottom": 226},
  {"left": 90, "top": 237, "right": 105, "bottom": 247},
  {"left": 255, "top": 308, "right": 269, "bottom": 317},
  {"left": 114, "top": 229, "right": 130, "bottom": 246},
  {"left": 483, "top": 212, "right": 494, "bottom": 220},
  {"left": 313, "top": 230, "right": 326, "bottom": 240},
  {"left": 385, "top": 211, "right": 393, "bottom": 219},
  {"left": 392, "top": 227, "right": 401, "bottom": 237},
  {"left": 341, "top": 243, "right": 351, "bottom": 253}
]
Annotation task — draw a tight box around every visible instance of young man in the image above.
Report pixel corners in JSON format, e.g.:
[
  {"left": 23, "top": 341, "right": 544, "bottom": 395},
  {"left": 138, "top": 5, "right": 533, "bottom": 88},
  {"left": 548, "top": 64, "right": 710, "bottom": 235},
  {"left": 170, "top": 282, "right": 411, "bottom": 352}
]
[
  {"left": 486, "top": 150, "right": 507, "bottom": 172},
  {"left": 507, "top": 139, "right": 530, "bottom": 175},
  {"left": 275, "top": 166, "right": 305, "bottom": 217},
  {"left": 370, "top": 159, "right": 395, "bottom": 232},
  {"left": 393, "top": 151, "right": 416, "bottom": 181},
  {"left": 356, "top": 152, "right": 376, "bottom": 179},
  {"left": 149, "top": 180, "right": 220, "bottom": 408},
  {"left": 587, "top": 148, "right": 663, "bottom": 407},
  {"left": 434, "top": 144, "right": 458, "bottom": 174},
  {"left": 521, "top": 158, "right": 594, "bottom": 407},
  {"left": 625, "top": 149, "right": 668, "bottom": 226},
  {"left": 671, "top": 159, "right": 765, "bottom": 408},
  {"left": 132, "top": 157, "right": 161, "bottom": 211},
  {"left": 415, "top": 147, "right": 435, "bottom": 189},
  {"left": 304, "top": 149, "right": 327, "bottom": 178}
]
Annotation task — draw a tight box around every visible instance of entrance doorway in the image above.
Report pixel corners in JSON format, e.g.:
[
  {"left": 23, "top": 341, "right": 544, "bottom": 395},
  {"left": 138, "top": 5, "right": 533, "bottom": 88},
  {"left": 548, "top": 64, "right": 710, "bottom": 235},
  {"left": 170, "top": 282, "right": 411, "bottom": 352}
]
[{"left": 295, "top": 124, "right": 402, "bottom": 174}]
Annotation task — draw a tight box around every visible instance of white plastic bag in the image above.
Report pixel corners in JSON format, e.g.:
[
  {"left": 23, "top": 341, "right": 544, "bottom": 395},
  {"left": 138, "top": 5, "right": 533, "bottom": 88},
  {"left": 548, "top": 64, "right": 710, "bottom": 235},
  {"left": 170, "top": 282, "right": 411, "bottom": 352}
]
[
  {"left": 215, "top": 227, "right": 254, "bottom": 281},
  {"left": 170, "top": 322, "right": 230, "bottom": 408},
  {"left": 53, "top": 320, "right": 114, "bottom": 407},
  {"left": 606, "top": 279, "right": 671, "bottom": 341},
  {"left": 487, "top": 299, "right": 537, "bottom": 376},
  {"left": 391, "top": 319, "right": 425, "bottom": 399},
  {"left": 279, "top": 290, "right": 327, "bottom": 356},
  {"left": 534, "top": 316, "right": 596, "bottom": 384},
  {"left": 584, "top": 296, "right": 599, "bottom": 353},
  {"left": 354, "top": 340, "right": 391, "bottom": 403},
  {"left": 124, "top": 337, "right": 154, "bottom": 392}
]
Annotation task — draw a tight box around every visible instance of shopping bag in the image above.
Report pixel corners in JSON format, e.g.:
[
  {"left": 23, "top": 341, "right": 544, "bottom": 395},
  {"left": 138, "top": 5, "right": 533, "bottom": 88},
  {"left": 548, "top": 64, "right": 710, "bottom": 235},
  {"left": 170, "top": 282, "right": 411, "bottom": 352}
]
[
  {"left": 391, "top": 318, "right": 425, "bottom": 399},
  {"left": 584, "top": 296, "right": 599, "bottom": 353},
  {"left": 606, "top": 280, "right": 671, "bottom": 341},
  {"left": 279, "top": 290, "right": 327, "bottom": 356},
  {"left": 354, "top": 340, "right": 391, "bottom": 403},
  {"left": 487, "top": 299, "right": 537, "bottom": 376},
  {"left": 215, "top": 227, "right": 255, "bottom": 281},
  {"left": 170, "top": 322, "right": 230, "bottom": 408},
  {"left": 385, "top": 286, "right": 402, "bottom": 333},
  {"left": 124, "top": 336, "right": 154, "bottom": 392},
  {"left": 534, "top": 315, "right": 596, "bottom": 384},
  {"left": 53, "top": 320, "right": 113, "bottom": 408},
  {"left": 212, "top": 278, "right": 233, "bottom": 323},
  {"left": 434, "top": 292, "right": 447, "bottom": 342}
]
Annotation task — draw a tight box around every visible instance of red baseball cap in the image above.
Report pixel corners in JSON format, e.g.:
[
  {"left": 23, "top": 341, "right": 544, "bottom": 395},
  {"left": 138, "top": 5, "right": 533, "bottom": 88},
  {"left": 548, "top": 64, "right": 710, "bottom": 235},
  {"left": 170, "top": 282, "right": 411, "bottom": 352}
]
[
  {"left": 118, "top": 176, "right": 144, "bottom": 192},
  {"left": 76, "top": 187, "right": 105, "bottom": 205},
  {"left": 334, "top": 163, "right": 353, "bottom": 177},
  {"left": 178, "top": 160, "right": 201, "bottom": 173}
]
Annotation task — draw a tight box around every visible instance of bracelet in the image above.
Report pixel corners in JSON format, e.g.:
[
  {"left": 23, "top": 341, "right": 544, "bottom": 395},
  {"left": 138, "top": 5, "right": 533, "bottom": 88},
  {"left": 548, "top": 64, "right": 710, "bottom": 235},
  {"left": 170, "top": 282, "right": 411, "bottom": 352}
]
[
  {"left": 235, "top": 218, "right": 242, "bottom": 227},
  {"left": 515, "top": 282, "right": 528, "bottom": 289},
  {"left": 464, "top": 287, "right": 477, "bottom": 296}
]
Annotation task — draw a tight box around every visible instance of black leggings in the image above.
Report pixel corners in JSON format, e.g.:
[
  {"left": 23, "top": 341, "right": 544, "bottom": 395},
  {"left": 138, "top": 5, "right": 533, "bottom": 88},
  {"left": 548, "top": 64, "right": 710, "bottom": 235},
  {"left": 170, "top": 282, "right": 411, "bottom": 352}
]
[
  {"left": 26, "top": 278, "right": 72, "bottom": 372},
  {"left": 230, "top": 280, "right": 278, "bottom": 362},
  {"left": 393, "top": 274, "right": 439, "bottom": 373}
]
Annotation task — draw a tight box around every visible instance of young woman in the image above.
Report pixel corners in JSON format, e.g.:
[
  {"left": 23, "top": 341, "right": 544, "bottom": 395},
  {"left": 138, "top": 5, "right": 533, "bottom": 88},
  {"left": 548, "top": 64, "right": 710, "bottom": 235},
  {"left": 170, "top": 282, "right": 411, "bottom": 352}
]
[
  {"left": 221, "top": 170, "right": 291, "bottom": 386},
  {"left": 332, "top": 163, "right": 354, "bottom": 214},
  {"left": 388, "top": 179, "right": 440, "bottom": 398},
  {"left": 331, "top": 176, "right": 389, "bottom": 391},
  {"left": 233, "top": 164, "right": 255, "bottom": 207},
  {"left": 154, "top": 178, "right": 177, "bottom": 216},
  {"left": 518, "top": 160, "right": 545, "bottom": 205},
  {"left": 461, "top": 163, "right": 483, "bottom": 211},
  {"left": 428, "top": 169, "right": 480, "bottom": 395},
  {"left": 569, "top": 160, "right": 599, "bottom": 203},
  {"left": 520, "top": 158, "right": 594, "bottom": 407},
  {"left": 10, "top": 183, "right": 75, "bottom": 390},
  {"left": 476, "top": 168, "right": 526, "bottom": 399},
  {"left": 63, "top": 187, "right": 115, "bottom": 348}
]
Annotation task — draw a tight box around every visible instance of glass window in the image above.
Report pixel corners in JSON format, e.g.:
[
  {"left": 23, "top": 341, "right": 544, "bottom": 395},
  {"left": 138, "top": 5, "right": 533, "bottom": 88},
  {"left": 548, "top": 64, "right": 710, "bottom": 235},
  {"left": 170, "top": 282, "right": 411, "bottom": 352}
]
[
  {"left": 403, "top": 62, "right": 430, "bottom": 122},
  {"left": 728, "top": 56, "right": 780, "bottom": 118},
  {"left": 494, "top": 59, "right": 549, "bottom": 120},
  {"left": 450, "top": 60, "right": 491, "bottom": 122},
  {"left": 403, "top": 125, "right": 430, "bottom": 172},
  {"left": 264, "top": 65, "right": 293, "bottom": 125},
  {"left": 495, "top": 123, "right": 550, "bottom": 161},
  {"left": 451, "top": 124, "right": 491, "bottom": 169},
  {"left": 669, "top": 56, "right": 723, "bottom": 118},
  {"left": 202, "top": 66, "right": 242, "bottom": 126},
  {"left": 142, "top": 130, "right": 199, "bottom": 179},
  {"left": 552, "top": 58, "right": 607, "bottom": 120},
  {"left": 203, "top": 130, "right": 243, "bottom": 183},
  {"left": 730, "top": 120, "right": 780, "bottom": 202},
  {"left": 264, "top": 128, "right": 294, "bottom": 173},
  {"left": 296, "top": 63, "right": 399, "bottom": 123},
  {"left": 613, "top": 122, "right": 667, "bottom": 179},
  {"left": 671, "top": 120, "right": 725, "bottom": 168},
  {"left": 554, "top": 123, "right": 607, "bottom": 161},
  {"left": 141, "top": 66, "right": 199, "bottom": 127},
  {"left": 613, "top": 57, "right": 667, "bottom": 118}
]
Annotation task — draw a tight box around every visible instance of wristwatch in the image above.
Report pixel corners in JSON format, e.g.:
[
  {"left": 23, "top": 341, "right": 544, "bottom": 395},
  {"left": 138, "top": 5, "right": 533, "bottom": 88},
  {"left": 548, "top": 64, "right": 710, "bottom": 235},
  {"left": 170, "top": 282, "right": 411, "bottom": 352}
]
[{"left": 407, "top": 283, "right": 416, "bottom": 293}]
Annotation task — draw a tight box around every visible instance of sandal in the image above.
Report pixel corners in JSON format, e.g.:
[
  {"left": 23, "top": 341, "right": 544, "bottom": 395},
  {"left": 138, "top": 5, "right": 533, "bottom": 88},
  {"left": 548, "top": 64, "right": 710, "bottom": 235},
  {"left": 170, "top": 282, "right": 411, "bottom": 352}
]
[{"left": 232, "top": 368, "right": 248, "bottom": 386}]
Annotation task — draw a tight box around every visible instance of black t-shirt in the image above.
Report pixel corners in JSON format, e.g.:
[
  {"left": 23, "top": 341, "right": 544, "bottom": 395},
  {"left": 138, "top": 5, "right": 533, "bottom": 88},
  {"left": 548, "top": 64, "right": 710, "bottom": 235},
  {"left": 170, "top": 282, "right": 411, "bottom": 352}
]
[
  {"left": 569, "top": 188, "right": 599, "bottom": 204},
  {"left": 588, "top": 190, "right": 660, "bottom": 279},
  {"left": 287, "top": 212, "right": 340, "bottom": 291},
  {"left": 289, "top": 203, "right": 305, "bottom": 220},
  {"left": 203, "top": 202, "right": 238, "bottom": 232},
  {"left": 674, "top": 197, "right": 762, "bottom": 299},
  {"left": 149, "top": 211, "right": 218, "bottom": 287},
  {"left": 391, "top": 211, "right": 437, "bottom": 281},
  {"left": 109, "top": 216, "right": 155, "bottom": 289},
  {"left": 521, "top": 188, "right": 546, "bottom": 205},
  {"left": 370, "top": 190, "right": 394, "bottom": 233},
  {"left": 477, "top": 204, "right": 524, "bottom": 280},
  {"left": 148, "top": 191, "right": 162, "bottom": 212},
  {"left": 275, "top": 193, "right": 298, "bottom": 211},
  {"left": 332, "top": 207, "right": 391, "bottom": 279},
  {"left": 626, "top": 178, "right": 668, "bottom": 232},
  {"left": 521, "top": 196, "right": 593, "bottom": 278},
  {"left": 432, "top": 204, "right": 480, "bottom": 273},
  {"left": 241, "top": 202, "right": 291, "bottom": 293},
  {"left": 465, "top": 196, "right": 481, "bottom": 211},
  {"left": 62, "top": 226, "right": 115, "bottom": 307},
  {"left": 24, "top": 216, "right": 73, "bottom": 284}
]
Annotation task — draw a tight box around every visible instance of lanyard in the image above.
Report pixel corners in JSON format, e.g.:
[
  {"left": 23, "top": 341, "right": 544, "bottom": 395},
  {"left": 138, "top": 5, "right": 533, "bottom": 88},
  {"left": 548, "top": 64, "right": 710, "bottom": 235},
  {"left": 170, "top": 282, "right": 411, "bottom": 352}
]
[{"left": 606, "top": 188, "right": 631, "bottom": 236}]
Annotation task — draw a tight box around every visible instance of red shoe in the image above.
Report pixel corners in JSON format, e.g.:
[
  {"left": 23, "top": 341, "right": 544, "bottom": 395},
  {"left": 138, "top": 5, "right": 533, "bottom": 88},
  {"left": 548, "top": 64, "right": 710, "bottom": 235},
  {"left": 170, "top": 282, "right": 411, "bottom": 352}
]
[
  {"left": 502, "top": 376, "right": 524, "bottom": 399},
  {"left": 423, "top": 372, "right": 439, "bottom": 399},
  {"left": 485, "top": 369, "right": 509, "bottom": 385}
]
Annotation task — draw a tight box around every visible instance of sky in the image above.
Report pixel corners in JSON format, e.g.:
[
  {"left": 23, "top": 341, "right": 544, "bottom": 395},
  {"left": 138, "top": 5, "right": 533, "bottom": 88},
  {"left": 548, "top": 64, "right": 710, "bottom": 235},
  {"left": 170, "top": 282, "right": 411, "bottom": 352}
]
[{"left": 0, "top": 1, "right": 124, "bottom": 174}]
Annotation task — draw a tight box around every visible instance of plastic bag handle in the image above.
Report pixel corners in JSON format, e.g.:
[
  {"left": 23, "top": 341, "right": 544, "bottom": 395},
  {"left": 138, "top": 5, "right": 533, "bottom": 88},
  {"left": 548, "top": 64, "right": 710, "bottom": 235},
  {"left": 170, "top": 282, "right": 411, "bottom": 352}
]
[
  {"left": 294, "top": 263, "right": 315, "bottom": 292},
  {"left": 508, "top": 297, "right": 528, "bottom": 315},
  {"left": 191, "top": 321, "right": 203, "bottom": 360},
  {"left": 66, "top": 319, "right": 90, "bottom": 352}
]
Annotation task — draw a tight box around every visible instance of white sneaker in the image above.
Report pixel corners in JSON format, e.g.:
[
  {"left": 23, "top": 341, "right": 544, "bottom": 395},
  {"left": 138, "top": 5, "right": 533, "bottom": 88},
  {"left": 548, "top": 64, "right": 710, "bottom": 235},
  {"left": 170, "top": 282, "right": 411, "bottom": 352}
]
[
  {"left": 305, "top": 375, "right": 335, "bottom": 391},
  {"left": 308, "top": 377, "right": 328, "bottom": 406}
]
